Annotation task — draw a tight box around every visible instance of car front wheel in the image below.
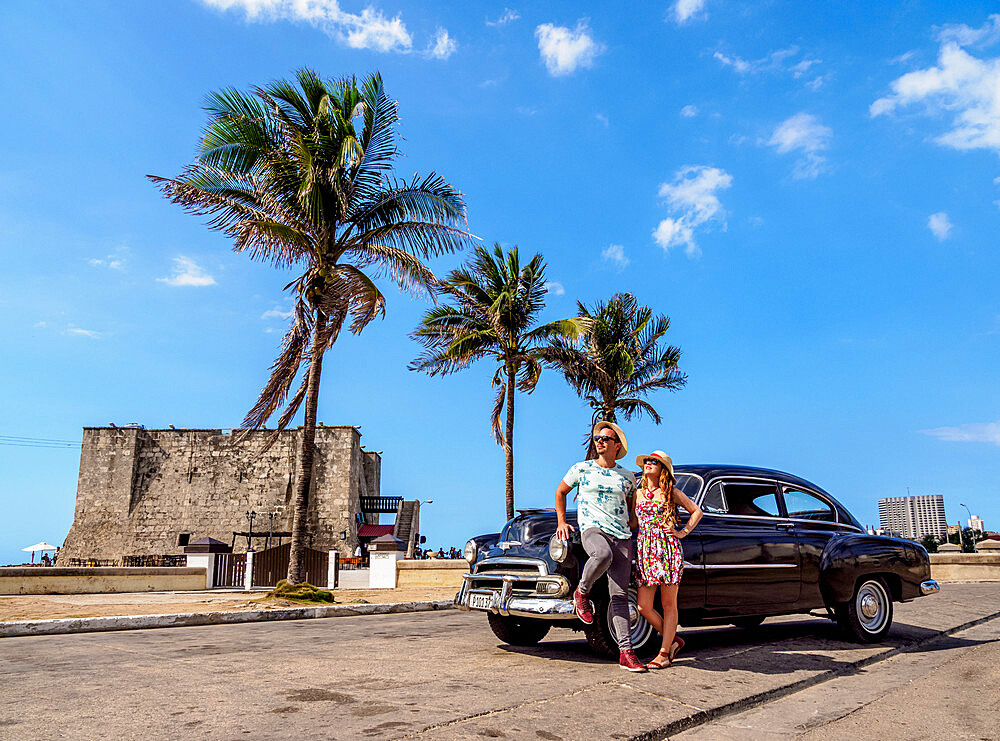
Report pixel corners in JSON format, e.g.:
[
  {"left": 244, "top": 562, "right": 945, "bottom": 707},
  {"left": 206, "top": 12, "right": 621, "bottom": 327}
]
[
  {"left": 486, "top": 612, "right": 551, "bottom": 646},
  {"left": 836, "top": 576, "right": 893, "bottom": 643}
]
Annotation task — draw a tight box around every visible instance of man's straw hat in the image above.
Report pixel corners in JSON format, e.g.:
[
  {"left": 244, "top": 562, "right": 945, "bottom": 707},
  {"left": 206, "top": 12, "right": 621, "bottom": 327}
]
[
  {"left": 592, "top": 420, "right": 628, "bottom": 459},
  {"left": 634, "top": 450, "right": 674, "bottom": 478}
]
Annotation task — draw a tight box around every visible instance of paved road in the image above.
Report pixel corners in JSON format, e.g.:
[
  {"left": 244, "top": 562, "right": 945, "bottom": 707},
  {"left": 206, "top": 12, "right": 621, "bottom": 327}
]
[{"left": 1, "top": 583, "right": 998, "bottom": 740}]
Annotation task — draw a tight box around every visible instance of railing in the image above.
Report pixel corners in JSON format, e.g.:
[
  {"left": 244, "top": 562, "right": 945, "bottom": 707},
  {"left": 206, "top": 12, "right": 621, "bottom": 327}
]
[
  {"left": 360, "top": 496, "right": 403, "bottom": 513},
  {"left": 122, "top": 555, "right": 188, "bottom": 567},
  {"left": 213, "top": 553, "right": 247, "bottom": 588},
  {"left": 66, "top": 558, "right": 120, "bottom": 567}
]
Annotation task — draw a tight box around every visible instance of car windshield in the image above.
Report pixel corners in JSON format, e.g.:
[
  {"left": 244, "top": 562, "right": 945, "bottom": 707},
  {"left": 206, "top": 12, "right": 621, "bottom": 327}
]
[{"left": 674, "top": 473, "right": 701, "bottom": 499}]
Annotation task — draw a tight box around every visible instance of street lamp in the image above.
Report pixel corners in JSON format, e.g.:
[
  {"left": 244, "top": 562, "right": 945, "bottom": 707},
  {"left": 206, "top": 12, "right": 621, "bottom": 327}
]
[
  {"left": 960, "top": 503, "right": 976, "bottom": 553},
  {"left": 245, "top": 510, "right": 257, "bottom": 550}
]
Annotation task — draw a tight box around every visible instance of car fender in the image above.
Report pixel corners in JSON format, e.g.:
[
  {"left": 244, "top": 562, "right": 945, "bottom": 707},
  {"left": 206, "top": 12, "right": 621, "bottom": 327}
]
[{"left": 818, "top": 534, "right": 925, "bottom": 604}]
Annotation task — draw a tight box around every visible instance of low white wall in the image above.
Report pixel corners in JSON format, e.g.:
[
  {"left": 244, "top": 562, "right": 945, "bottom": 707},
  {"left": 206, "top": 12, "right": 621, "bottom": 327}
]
[{"left": 0, "top": 567, "right": 207, "bottom": 595}]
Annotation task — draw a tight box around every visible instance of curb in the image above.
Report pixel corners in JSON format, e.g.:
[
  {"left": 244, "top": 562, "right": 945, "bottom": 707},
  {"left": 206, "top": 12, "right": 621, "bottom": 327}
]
[
  {"left": 629, "top": 606, "right": 1000, "bottom": 741},
  {"left": 0, "top": 600, "right": 456, "bottom": 638}
]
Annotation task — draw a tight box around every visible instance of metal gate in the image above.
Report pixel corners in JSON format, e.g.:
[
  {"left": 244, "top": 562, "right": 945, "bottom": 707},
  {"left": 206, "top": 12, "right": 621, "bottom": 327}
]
[
  {"left": 253, "top": 543, "right": 329, "bottom": 587},
  {"left": 213, "top": 553, "right": 247, "bottom": 588}
]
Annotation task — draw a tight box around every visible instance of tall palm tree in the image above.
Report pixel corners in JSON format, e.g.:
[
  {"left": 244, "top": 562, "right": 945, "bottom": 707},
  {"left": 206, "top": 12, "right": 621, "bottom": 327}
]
[
  {"left": 410, "top": 244, "right": 586, "bottom": 520},
  {"left": 150, "top": 69, "right": 472, "bottom": 583},
  {"left": 542, "top": 292, "right": 686, "bottom": 459}
]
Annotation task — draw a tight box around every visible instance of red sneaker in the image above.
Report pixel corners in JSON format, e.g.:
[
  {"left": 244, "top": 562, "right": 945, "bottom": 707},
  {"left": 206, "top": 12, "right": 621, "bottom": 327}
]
[
  {"left": 573, "top": 589, "right": 594, "bottom": 624},
  {"left": 619, "top": 649, "right": 647, "bottom": 672}
]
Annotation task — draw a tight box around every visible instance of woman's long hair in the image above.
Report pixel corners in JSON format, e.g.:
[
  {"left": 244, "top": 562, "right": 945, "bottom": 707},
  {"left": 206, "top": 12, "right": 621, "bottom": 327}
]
[{"left": 640, "top": 465, "right": 676, "bottom": 511}]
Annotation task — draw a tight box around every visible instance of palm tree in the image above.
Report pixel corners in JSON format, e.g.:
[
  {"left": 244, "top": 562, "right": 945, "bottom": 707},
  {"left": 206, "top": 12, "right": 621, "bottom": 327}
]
[
  {"left": 542, "top": 292, "right": 686, "bottom": 459},
  {"left": 150, "top": 69, "right": 472, "bottom": 583},
  {"left": 410, "top": 244, "right": 586, "bottom": 520}
]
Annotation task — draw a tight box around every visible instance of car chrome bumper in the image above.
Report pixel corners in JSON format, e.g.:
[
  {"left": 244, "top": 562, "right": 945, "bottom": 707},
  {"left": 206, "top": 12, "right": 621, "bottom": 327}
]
[
  {"left": 920, "top": 579, "right": 941, "bottom": 596},
  {"left": 454, "top": 574, "right": 577, "bottom": 620}
]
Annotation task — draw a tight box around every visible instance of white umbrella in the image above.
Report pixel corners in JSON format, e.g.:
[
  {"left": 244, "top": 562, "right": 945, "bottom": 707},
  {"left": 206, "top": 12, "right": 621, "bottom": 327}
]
[{"left": 22, "top": 542, "right": 59, "bottom": 563}]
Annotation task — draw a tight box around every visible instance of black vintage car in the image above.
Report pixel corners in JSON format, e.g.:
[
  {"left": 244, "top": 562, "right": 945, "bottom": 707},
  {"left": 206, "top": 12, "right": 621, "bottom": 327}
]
[{"left": 455, "top": 465, "right": 940, "bottom": 656}]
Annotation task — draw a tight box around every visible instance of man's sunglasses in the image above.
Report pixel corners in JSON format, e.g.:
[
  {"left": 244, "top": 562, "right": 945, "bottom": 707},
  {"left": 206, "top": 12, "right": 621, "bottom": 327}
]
[{"left": 593, "top": 435, "right": 618, "bottom": 444}]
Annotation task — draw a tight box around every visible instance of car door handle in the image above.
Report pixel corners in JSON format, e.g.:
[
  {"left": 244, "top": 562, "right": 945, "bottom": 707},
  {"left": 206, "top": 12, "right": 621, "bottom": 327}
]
[{"left": 776, "top": 522, "right": 794, "bottom": 530}]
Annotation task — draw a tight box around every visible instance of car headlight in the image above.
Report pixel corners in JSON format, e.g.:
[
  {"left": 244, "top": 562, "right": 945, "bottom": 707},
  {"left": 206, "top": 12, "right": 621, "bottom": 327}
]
[
  {"left": 548, "top": 533, "right": 569, "bottom": 562},
  {"left": 464, "top": 539, "right": 478, "bottom": 564}
]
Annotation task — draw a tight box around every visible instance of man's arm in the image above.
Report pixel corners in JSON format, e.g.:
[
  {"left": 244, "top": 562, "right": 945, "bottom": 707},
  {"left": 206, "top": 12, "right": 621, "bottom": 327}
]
[{"left": 555, "top": 480, "right": 575, "bottom": 540}]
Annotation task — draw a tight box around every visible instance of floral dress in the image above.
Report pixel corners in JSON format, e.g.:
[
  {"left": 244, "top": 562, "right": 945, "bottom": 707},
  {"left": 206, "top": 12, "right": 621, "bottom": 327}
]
[{"left": 636, "top": 493, "right": 684, "bottom": 586}]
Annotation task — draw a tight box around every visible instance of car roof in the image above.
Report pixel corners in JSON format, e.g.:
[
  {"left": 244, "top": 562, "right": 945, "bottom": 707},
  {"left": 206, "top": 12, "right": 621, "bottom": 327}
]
[{"left": 674, "top": 464, "right": 828, "bottom": 492}]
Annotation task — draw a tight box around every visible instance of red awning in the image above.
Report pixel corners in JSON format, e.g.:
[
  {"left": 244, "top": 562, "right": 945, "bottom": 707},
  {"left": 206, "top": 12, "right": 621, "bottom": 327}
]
[{"left": 357, "top": 524, "right": 396, "bottom": 538}]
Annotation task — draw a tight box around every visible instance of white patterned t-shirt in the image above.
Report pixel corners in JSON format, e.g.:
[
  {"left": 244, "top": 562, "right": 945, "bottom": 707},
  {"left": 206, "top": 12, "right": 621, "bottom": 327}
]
[{"left": 562, "top": 460, "right": 636, "bottom": 540}]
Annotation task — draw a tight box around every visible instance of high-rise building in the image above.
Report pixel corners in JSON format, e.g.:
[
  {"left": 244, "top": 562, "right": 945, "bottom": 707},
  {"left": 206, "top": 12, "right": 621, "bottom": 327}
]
[
  {"left": 970, "top": 515, "right": 985, "bottom": 533},
  {"left": 877, "top": 494, "right": 948, "bottom": 540}
]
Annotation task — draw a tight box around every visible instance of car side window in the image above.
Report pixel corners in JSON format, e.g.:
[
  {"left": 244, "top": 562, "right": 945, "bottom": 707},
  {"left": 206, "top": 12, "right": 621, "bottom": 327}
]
[
  {"left": 782, "top": 486, "right": 837, "bottom": 522},
  {"left": 721, "top": 481, "right": 781, "bottom": 517},
  {"left": 702, "top": 481, "right": 727, "bottom": 514}
]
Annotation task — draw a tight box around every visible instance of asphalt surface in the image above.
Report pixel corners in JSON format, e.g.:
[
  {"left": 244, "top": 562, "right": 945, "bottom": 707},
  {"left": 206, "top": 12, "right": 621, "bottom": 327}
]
[{"left": 1, "top": 583, "right": 998, "bottom": 740}]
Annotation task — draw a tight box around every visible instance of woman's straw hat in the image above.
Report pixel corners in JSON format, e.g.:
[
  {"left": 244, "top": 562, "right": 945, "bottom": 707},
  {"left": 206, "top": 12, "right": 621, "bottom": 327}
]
[
  {"left": 592, "top": 420, "right": 628, "bottom": 459},
  {"left": 634, "top": 450, "right": 674, "bottom": 477}
]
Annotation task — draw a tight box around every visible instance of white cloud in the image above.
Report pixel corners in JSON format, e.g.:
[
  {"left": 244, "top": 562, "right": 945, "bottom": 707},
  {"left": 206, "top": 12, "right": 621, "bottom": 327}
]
[
  {"left": 871, "top": 17, "right": 1000, "bottom": 155},
  {"left": 768, "top": 113, "right": 832, "bottom": 179},
  {"left": 714, "top": 45, "right": 826, "bottom": 89},
  {"left": 543, "top": 281, "right": 565, "bottom": 296},
  {"left": 680, "top": 105, "right": 699, "bottom": 118},
  {"left": 487, "top": 9, "right": 519, "bottom": 27},
  {"left": 426, "top": 28, "right": 456, "bottom": 59},
  {"left": 261, "top": 306, "right": 294, "bottom": 320},
  {"left": 157, "top": 256, "right": 216, "bottom": 287},
  {"left": 928, "top": 212, "right": 953, "bottom": 241},
  {"left": 516, "top": 106, "right": 537, "bottom": 116},
  {"left": 653, "top": 166, "right": 732, "bottom": 256},
  {"left": 921, "top": 421, "right": 1000, "bottom": 446},
  {"left": 595, "top": 113, "right": 609, "bottom": 127},
  {"left": 199, "top": 0, "right": 413, "bottom": 53},
  {"left": 535, "top": 20, "right": 604, "bottom": 76},
  {"left": 88, "top": 245, "right": 128, "bottom": 271},
  {"left": 672, "top": 0, "right": 707, "bottom": 24},
  {"left": 66, "top": 325, "right": 101, "bottom": 339},
  {"left": 601, "top": 244, "right": 629, "bottom": 272}
]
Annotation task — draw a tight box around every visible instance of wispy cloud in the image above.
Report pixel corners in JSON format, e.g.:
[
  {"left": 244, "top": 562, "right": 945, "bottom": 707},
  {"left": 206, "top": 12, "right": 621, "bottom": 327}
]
[
  {"left": 543, "top": 281, "right": 565, "bottom": 296},
  {"left": 261, "top": 306, "right": 294, "bottom": 320},
  {"left": 88, "top": 245, "right": 128, "bottom": 271},
  {"left": 157, "top": 256, "right": 216, "bottom": 287},
  {"left": 66, "top": 325, "right": 101, "bottom": 339},
  {"left": 671, "top": 0, "right": 707, "bottom": 25},
  {"left": 680, "top": 104, "right": 699, "bottom": 118},
  {"left": 535, "top": 20, "right": 604, "bottom": 76},
  {"left": 928, "top": 212, "right": 953, "bottom": 241},
  {"left": 653, "top": 165, "right": 732, "bottom": 257},
  {"left": 486, "top": 8, "right": 519, "bottom": 27},
  {"left": 595, "top": 113, "right": 609, "bottom": 127},
  {"left": 199, "top": 0, "right": 416, "bottom": 54},
  {"left": 714, "top": 45, "right": 825, "bottom": 89},
  {"left": 871, "top": 16, "right": 1000, "bottom": 155},
  {"left": 921, "top": 420, "right": 1000, "bottom": 446},
  {"left": 601, "top": 244, "right": 629, "bottom": 272},
  {"left": 426, "top": 28, "right": 456, "bottom": 59},
  {"left": 767, "top": 112, "right": 832, "bottom": 179}
]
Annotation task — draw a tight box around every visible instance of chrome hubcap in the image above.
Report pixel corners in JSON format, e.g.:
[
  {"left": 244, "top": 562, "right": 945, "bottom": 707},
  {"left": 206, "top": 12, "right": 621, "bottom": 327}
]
[
  {"left": 856, "top": 581, "right": 888, "bottom": 632},
  {"left": 607, "top": 589, "right": 654, "bottom": 649}
]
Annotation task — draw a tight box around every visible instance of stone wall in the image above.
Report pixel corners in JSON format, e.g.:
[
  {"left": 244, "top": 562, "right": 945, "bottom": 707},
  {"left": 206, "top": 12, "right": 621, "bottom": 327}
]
[{"left": 61, "top": 426, "right": 381, "bottom": 561}]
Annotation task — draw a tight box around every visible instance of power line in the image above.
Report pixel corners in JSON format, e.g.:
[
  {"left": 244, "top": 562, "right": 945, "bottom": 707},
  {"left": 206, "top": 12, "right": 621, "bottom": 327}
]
[{"left": 0, "top": 434, "right": 81, "bottom": 449}]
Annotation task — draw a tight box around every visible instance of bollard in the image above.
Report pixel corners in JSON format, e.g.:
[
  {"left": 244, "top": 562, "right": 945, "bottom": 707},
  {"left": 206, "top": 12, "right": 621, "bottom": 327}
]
[{"left": 244, "top": 549, "right": 255, "bottom": 591}]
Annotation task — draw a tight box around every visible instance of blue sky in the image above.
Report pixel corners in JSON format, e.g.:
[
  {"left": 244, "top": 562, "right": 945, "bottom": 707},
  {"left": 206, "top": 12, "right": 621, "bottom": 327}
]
[{"left": 2, "top": 1, "right": 999, "bottom": 564}]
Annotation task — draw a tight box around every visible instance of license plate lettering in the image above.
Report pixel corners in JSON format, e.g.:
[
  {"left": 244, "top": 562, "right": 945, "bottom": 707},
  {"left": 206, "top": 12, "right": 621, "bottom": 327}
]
[{"left": 469, "top": 593, "right": 494, "bottom": 610}]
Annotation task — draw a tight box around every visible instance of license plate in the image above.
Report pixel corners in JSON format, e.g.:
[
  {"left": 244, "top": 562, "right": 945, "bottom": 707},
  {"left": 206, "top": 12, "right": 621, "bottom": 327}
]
[{"left": 469, "top": 592, "right": 494, "bottom": 610}]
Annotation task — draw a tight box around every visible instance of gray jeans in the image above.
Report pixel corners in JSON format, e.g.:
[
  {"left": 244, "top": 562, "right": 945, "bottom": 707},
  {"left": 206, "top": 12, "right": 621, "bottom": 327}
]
[{"left": 578, "top": 527, "right": 633, "bottom": 651}]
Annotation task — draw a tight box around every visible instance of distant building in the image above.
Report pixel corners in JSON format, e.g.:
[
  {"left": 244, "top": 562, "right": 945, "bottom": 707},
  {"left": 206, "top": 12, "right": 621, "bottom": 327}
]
[
  {"left": 969, "top": 515, "right": 985, "bottom": 533},
  {"left": 877, "top": 494, "right": 947, "bottom": 540}
]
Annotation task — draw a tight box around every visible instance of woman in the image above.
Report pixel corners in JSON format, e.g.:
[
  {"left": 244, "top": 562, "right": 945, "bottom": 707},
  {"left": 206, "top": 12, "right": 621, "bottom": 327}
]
[{"left": 632, "top": 450, "right": 703, "bottom": 669}]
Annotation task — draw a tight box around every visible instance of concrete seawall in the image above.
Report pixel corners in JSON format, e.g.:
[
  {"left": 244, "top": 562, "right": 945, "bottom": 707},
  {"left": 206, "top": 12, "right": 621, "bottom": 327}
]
[
  {"left": 0, "top": 567, "right": 207, "bottom": 595},
  {"left": 396, "top": 560, "right": 466, "bottom": 588},
  {"left": 929, "top": 552, "right": 1000, "bottom": 582}
]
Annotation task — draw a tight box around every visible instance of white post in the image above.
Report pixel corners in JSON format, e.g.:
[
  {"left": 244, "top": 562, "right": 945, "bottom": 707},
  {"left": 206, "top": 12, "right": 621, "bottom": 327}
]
[
  {"left": 244, "top": 550, "right": 255, "bottom": 591},
  {"left": 328, "top": 549, "right": 339, "bottom": 589},
  {"left": 185, "top": 553, "right": 215, "bottom": 590},
  {"left": 370, "top": 550, "right": 403, "bottom": 588}
]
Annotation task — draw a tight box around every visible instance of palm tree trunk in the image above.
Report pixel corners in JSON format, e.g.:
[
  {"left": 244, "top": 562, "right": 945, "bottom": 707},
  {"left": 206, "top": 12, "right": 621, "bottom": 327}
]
[
  {"left": 504, "top": 361, "right": 515, "bottom": 521},
  {"left": 287, "top": 314, "right": 328, "bottom": 584}
]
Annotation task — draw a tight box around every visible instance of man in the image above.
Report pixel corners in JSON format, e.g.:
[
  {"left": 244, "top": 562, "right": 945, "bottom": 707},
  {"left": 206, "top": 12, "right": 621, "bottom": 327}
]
[{"left": 555, "top": 421, "right": 644, "bottom": 672}]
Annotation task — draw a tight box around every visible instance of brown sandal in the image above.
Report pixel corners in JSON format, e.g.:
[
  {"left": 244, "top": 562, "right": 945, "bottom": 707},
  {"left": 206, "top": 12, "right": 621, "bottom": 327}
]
[
  {"left": 645, "top": 649, "right": 672, "bottom": 670},
  {"left": 668, "top": 635, "right": 685, "bottom": 663}
]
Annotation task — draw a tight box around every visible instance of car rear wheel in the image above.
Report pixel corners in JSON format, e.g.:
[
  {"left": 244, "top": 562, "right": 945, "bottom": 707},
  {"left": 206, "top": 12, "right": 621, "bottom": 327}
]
[
  {"left": 836, "top": 576, "right": 893, "bottom": 643},
  {"left": 486, "top": 612, "right": 551, "bottom": 646},
  {"left": 584, "top": 586, "right": 656, "bottom": 658}
]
